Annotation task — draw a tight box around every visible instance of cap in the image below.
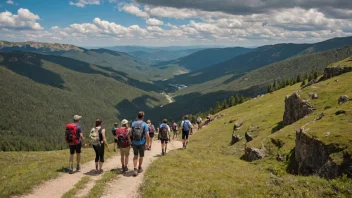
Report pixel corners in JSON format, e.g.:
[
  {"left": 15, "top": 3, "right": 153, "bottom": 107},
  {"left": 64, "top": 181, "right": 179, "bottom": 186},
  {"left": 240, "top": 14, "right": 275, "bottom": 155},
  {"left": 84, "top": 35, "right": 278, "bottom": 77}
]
[
  {"left": 163, "top": 119, "right": 168, "bottom": 123},
  {"left": 121, "top": 119, "right": 128, "bottom": 125},
  {"left": 73, "top": 115, "right": 82, "bottom": 120}
]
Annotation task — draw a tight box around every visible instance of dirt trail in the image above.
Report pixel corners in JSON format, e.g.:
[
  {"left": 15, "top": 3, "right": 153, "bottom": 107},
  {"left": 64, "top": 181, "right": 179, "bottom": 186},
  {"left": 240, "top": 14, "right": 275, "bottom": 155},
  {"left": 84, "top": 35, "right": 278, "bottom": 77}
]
[
  {"left": 16, "top": 140, "right": 182, "bottom": 198},
  {"left": 102, "top": 140, "right": 182, "bottom": 198}
]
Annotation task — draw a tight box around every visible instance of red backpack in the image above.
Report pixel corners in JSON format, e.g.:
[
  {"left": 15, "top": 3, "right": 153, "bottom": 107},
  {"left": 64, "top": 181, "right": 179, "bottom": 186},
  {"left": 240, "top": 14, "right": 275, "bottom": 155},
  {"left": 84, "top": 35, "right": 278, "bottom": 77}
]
[
  {"left": 116, "top": 127, "right": 129, "bottom": 148},
  {"left": 65, "top": 123, "right": 80, "bottom": 144}
]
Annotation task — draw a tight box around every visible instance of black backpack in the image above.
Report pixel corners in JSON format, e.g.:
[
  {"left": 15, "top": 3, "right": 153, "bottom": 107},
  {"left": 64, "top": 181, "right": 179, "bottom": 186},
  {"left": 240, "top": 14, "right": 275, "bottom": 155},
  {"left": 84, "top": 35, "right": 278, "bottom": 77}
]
[
  {"left": 132, "top": 122, "right": 144, "bottom": 141},
  {"left": 159, "top": 125, "right": 168, "bottom": 139}
]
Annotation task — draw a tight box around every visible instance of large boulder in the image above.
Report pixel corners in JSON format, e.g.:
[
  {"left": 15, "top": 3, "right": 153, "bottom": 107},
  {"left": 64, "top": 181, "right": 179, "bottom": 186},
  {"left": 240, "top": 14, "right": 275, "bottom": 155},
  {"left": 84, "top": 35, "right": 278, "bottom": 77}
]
[
  {"left": 245, "top": 146, "right": 266, "bottom": 162},
  {"left": 283, "top": 92, "right": 315, "bottom": 125},
  {"left": 338, "top": 95, "right": 349, "bottom": 105},
  {"left": 295, "top": 128, "right": 351, "bottom": 179},
  {"left": 229, "top": 134, "right": 242, "bottom": 146}
]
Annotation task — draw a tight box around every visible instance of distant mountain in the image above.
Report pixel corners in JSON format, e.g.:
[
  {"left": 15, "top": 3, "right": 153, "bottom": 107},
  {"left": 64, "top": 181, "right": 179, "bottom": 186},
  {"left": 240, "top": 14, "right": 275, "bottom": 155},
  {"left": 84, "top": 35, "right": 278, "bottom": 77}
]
[
  {"left": 0, "top": 40, "right": 84, "bottom": 55},
  {"left": 0, "top": 52, "right": 167, "bottom": 151},
  {"left": 153, "top": 47, "right": 253, "bottom": 71},
  {"left": 127, "top": 48, "right": 201, "bottom": 64},
  {"left": 104, "top": 45, "right": 223, "bottom": 53}
]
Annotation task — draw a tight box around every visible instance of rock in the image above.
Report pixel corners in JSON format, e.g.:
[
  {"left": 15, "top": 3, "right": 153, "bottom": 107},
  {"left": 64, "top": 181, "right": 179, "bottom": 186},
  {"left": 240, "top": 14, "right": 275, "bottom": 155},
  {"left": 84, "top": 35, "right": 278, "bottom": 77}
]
[
  {"left": 229, "top": 119, "right": 236, "bottom": 124},
  {"left": 283, "top": 92, "right": 316, "bottom": 125},
  {"left": 323, "top": 66, "right": 352, "bottom": 80},
  {"left": 295, "top": 129, "right": 351, "bottom": 179},
  {"left": 245, "top": 146, "right": 266, "bottom": 162},
  {"left": 277, "top": 154, "right": 284, "bottom": 162},
  {"left": 311, "top": 93, "right": 319, "bottom": 99},
  {"left": 325, "top": 132, "right": 330, "bottom": 137},
  {"left": 245, "top": 132, "right": 253, "bottom": 143},
  {"left": 229, "top": 134, "right": 242, "bottom": 146},
  {"left": 314, "top": 113, "right": 325, "bottom": 121},
  {"left": 233, "top": 121, "right": 243, "bottom": 131},
  {"left": 307, "top": 79, "right": 319, "bottom": 86},
  {"left": 335, "top": 110, "right": 346, "bottom": 115},
  {"left": 338, "top": 95, "right": 349, "bottom": 105}
]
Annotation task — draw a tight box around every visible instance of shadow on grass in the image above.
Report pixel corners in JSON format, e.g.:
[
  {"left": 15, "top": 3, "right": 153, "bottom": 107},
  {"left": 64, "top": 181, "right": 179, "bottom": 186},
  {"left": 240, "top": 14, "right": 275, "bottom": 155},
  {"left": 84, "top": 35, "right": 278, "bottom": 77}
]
[
  {"left": 286, "top": 148, "right": 298, "bottom": 175},
  {"left": 56, "top": 167, "right": 68, "bottom": 173},
  {"left": 271, "top": 121, "right": 284, "bottom": 134}
]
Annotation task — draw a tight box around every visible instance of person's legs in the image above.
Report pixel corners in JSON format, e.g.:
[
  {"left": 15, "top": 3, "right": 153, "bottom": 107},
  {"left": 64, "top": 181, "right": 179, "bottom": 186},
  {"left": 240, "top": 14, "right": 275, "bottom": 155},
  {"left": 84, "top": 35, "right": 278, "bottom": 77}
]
[
  {"left": 185, "top": 133, "right": 189, "bottom": 147},
  {"left": 98, "top": 145, "right": 105, "bottom": 172},
  {"left": 133, "top": 144, "right": 139, "bottom": 169},
  {"left": 93, "top": 145, "right": 100, "bottom": 171},
  {"left": 76, "top": 144, "right": 82, "bottom": 169},
  {"left": 138, "top": 144, "right": 145, "bottom": 172}
]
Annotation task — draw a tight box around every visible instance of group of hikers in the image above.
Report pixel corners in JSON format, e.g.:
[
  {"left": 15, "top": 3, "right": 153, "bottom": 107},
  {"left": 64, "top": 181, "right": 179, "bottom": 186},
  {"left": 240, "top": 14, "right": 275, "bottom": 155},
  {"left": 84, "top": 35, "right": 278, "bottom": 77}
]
[{"left": 65, "top": 112, "right": 193, "bottom": 177}]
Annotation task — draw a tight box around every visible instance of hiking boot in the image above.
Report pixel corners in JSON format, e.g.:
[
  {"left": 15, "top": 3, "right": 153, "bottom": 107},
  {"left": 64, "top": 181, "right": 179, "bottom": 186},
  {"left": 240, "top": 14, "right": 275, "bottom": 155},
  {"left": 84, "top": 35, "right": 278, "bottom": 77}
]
[
  {"left": 99, "top": 169, "right": 104, "bottom": 174},
  {"left": 76, "top": 164, "right": 81, "bottom": 171},
  {"left": 133, "top": 168, "right": 138, "bottom": 177},
  {"left": 68, "top": 169, "right": 73, "bottom": 174},
  {"left": 124, "top": 166, "right": 128, "bottom": 172},
  {"left": 120, "top": 166, "right": 125, "bottom": 173},
  {"left": 138, "top": 167, "right": 143, "bottom": 173}
]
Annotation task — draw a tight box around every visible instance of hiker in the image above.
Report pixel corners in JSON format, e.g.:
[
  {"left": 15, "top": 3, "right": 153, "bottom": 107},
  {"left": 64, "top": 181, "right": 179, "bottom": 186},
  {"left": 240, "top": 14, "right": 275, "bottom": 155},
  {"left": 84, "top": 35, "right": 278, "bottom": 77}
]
[
  {"left": 131, "top": 111, "right": 150, "bottom": 177},
  {"left": 172, "top": 122, "right": 178, "bottom": 139},
  {"left": 158, "top": 119, "right": 171, "bottom": 155},
  {"left": 116, "top": 119, "right": 131, "bottom": 173},
  {"left": 206, "top": 114, "right": 211, "bottom": 125},
  {"left": 89, "top": 118, "right": 110, "bottom": 174},
  {"left": 112, "top": 122, "right": 118, "bottom": 152},
  {"left": 196, "top": 117, "right": 202, "bottom": 129},
  {"left": 146, "top": 120, "right": 155, "bottom": 150},
  {"left": 65, "top": 115, "right": 87, "bottom": 174},
  {"left": 181, "top": 115, "right": 192, "bottom": 149}
]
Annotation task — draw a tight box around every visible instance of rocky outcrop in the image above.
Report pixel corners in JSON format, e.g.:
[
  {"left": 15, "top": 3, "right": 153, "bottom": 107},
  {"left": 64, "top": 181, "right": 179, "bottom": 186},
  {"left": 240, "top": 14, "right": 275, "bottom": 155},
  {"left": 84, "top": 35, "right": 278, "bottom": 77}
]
[
  {"left": 338, "top": 95, "right": 349, "bottom": 105},
  {"left": 283, "top": 93, "right": 315, "bottom": 125},
  {"left": 311, "top": 93, "right": 319, "bottom": 99},
  {"left": 323, "top": 66, "right": 352, "bottom": 80},
  {"left": 245, "top": 146, "right": 266, "bottom": 162},
  {"left": 295, "top": 128, "right": 351, "bottom": 179},
  {"left": 229, "top": 135, "right": 242, "bottom": 146}
]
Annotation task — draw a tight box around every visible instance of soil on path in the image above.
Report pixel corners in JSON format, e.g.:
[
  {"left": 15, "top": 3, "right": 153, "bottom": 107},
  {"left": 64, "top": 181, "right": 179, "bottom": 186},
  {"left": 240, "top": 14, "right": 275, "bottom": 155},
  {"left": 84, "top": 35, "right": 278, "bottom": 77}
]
[{"left": 16, "top": 140, "right": 182, "bottom": 198}]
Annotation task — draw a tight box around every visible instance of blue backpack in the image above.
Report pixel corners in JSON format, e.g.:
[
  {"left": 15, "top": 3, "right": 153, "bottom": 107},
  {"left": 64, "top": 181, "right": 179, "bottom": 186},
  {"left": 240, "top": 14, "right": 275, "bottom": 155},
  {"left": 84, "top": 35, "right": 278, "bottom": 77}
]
[{"left": 182, "top": 120, "right": 190, "bottom": 131}]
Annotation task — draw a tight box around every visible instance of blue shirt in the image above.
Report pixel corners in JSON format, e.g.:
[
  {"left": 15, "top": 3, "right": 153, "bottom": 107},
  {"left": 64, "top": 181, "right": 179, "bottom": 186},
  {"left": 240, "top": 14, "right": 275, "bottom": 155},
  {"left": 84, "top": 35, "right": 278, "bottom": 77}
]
[{"left": 131, "top": 120, "right": 149, "bottom": 145}]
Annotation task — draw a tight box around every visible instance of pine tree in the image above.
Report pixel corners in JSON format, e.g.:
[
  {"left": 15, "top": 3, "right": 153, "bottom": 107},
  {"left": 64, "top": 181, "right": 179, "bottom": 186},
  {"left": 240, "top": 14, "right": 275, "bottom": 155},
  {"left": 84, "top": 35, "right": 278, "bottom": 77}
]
[
  {"left": 301, "top": 80, "right": 306, "bottom": 87},
  {"left": 280, "top": 79, "right": 285, "bottom": 88},
  {"left": 215, "top": 101, "right": 221, "bottom": 112},
  {"left": 221, "top": 99, "right": 229, "bottom": 109},
  {"left": 273, "top": 80, "right": 277, "bottom": 91},
  {"left": 313, "top": 68, "right": 319, "bottom": 79},
  {"left": 235, "top": 95, "right": 240, "bottom": 104},
  {"left": 229, "top": 96, "right": 236, "bottom": 106},
  {"left": 267, "top": 84, "right": 273, "bottom": 93},
  {"left": 240, "top": 96, "right": 245, "bottom": 104},
  {"left": 296, "top": 74, "right": 302, "bottom": 82}
]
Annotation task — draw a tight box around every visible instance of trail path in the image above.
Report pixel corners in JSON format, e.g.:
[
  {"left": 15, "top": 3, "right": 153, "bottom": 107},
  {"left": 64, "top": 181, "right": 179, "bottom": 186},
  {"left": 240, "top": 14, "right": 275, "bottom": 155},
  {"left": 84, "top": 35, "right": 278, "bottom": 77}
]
[{"left": 16, "top": 140, "right": 182, "bottom": 198}]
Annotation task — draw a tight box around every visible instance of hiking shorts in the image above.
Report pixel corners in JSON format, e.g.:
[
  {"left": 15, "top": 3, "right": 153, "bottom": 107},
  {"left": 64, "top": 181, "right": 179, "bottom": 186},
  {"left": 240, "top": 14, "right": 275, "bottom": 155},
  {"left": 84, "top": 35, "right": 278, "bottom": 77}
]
[
  {"left": 182, "top": 130, "right": 189, "bottom": 140},
  {"left": 69, "top": 144, "right": 82, "bottom": 155},
  {"left": 120, "top": 147, "right": 130, "bottom": 156},
  {"left": 160, "top": 138, "right": 169, "bottom": 144},
  {"left": 149, "top": 132, "right": 155, "bottom": 138},
  {"left": 173, "top": 130, "right": 178, "bottom": 135},
  {"left": 133, "top": 144, "right": 145, "bottom": 157}
]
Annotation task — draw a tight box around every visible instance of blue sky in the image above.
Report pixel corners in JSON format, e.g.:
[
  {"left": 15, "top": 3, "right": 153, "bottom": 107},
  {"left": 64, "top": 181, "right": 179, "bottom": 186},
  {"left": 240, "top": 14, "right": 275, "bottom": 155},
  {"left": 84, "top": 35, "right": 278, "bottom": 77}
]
[{"left": 0, "top": 0, "right": 351, "bottom": 46}]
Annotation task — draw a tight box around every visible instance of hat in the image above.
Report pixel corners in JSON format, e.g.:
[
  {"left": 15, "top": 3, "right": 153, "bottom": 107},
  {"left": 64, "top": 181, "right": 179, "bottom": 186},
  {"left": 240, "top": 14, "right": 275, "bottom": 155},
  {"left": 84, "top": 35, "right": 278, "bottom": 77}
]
[
  {"left": 73, "top": 115, "right": 82, "bottom": 120},
  {"left": 163, "top": 119, "right": 168, "bottom": 123},
  {"left": 121, "top": 119, "right": 128, "bottom": 125}
]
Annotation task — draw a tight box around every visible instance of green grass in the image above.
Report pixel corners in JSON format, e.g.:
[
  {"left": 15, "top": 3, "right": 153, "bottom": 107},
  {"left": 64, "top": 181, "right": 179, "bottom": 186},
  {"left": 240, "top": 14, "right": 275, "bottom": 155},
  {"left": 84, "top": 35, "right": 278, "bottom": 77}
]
[
  {"left": 328, "top": 56, "right": 352, "bottom": 67},
  {"left": 141, "top": 72, "right": 352, "bottom": 197},
  {"left": 61, "top": 176, "right": 90, "bottom": 198},
  {"left": 0, "top": 145, "right": 114, "bottom": 198},
  {"left": 85, "top": 171, "right": 119, "bottom": 198}
]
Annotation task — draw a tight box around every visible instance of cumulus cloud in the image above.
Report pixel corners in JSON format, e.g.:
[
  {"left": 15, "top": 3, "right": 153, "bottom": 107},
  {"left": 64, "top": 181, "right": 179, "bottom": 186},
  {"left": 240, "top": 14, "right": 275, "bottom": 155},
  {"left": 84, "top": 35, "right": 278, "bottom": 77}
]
[
  {"left": 0, "top": 8, "right": 43, "bottom": 30},
  {"left": 146, "top": 18, "right": 163, "bottom": 26},
  {"left": 119, "top": 3, "right": 150, "bottom": 18},
  {"left": 6, "top": 0, "right": 15, "bottom": 5},
  {"left": 69, "top": 0, "right": 101, "bottom": 7},
  {"left": 136, "top": 0, "right": 352, "bottom": 19}
]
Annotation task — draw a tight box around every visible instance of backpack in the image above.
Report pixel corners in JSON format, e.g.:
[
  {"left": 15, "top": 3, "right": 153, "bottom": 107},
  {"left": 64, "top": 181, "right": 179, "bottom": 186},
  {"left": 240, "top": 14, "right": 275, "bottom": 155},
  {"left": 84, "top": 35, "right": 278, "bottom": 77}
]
[
  {"left": 132, "top": 122, "right": 144, "bottom": 141},
  {"left": 65, "top": 123, "right": 80, "bottom": 144},
  {"left": 159, "top": 124, "right": 168, "bottom": 139},
  {"left": 172, "top": 124, "right": 177, "bottom": 131},
  {"left": 183, "top": 120, "right": 190, "bottom": 131},
  {"left": 112, "top": 128, "right": 117, "bottom": 136},
  {"left": 90, "top": 127, "right": 102, "bottom": 146},
  {"left": 116, "top": 127, "right": 129, "bottom": 148},
  {"left": 148, "top": 125, "right": 155, "bottom": 133}
]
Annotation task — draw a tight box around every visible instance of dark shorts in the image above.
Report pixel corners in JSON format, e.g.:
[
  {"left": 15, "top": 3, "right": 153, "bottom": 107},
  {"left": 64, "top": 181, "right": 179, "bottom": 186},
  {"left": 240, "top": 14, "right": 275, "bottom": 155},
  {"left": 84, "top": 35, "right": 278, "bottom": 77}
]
[
  {"left": 149, "top": 132, "right": 155, "bottom": 138},
  {"left": 182, "top": 130, "right": 189, "bottom": 140},
  {"left": 161, "top": 139, "right": 169, "bottom": 144},
  {"left": 133, "top": 143, "right": 145, "bottom": 157},
  {"left": 69, "top": 144, "right": 82, "bottom": 155},
  {"left": 173, "top": 130, "right": 177, "bottom": 134},
  {"left": 114, "top": 139, "right": 118, "bottom": 143}
]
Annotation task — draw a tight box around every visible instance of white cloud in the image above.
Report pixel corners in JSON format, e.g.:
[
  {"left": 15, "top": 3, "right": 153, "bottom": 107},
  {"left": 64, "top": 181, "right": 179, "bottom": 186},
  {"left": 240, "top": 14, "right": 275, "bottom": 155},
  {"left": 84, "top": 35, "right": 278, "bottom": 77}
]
[
  {"left": 6, "top": 0, "right": 15, "bottom": 5},
  {"left": 120, "top": 3, "right": 149, "bottom": 18},
  {"left": 146, "top": 18, "right": 163, "bottom": 26},
  {"left": 69, "top": 0, "right": 101, "bottom": 8},
  {"left": 0, "top": 8, "right": 43, "bottom": 30}
]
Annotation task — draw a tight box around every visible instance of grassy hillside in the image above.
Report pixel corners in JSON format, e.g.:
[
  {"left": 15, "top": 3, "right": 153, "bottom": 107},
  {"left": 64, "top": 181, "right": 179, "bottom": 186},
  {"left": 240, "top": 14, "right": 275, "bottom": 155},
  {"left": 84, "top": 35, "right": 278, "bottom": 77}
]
[
  {"left": 153, "top": 47, "right": 252, "bottom": 71},
  {"left": 142, "top": 71, "right": 352, "bottom": 197},
  {"left": 0, "top": 52, "right": 167, "bottom": 151}
]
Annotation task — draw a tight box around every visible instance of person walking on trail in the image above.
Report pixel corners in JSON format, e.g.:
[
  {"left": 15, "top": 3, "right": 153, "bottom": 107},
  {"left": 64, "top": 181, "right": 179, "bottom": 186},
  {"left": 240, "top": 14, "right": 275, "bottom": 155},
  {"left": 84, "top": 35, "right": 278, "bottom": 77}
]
[
  {"left": 116, "top": 119, "right": 131, "bottom": 173},
  {"left": 196, "top": 117, "right": 202, "bottom": 130},
  {"left": 89, "top": 118, "right": 111, "bottom": 174},
  {"left": 181, "top": 116, "right": 192, "bottom": 149},
  {"left": 65, "top": 115, "right": 87, "bottom": 174},
  {"left": 158, "top": 119, "right": 171, "bottom": 155},
  {"left": 112, "top": 122, "right": 118, "bottom": 152},
  {"left": 131, "top": 111, "right": 150, "bottom": 177},
  {"left": 146, "top": 120, "right": 155, "bottom": 150},
  {"left": 172, "top": 122, "right": 178, "bottom": 139}
]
